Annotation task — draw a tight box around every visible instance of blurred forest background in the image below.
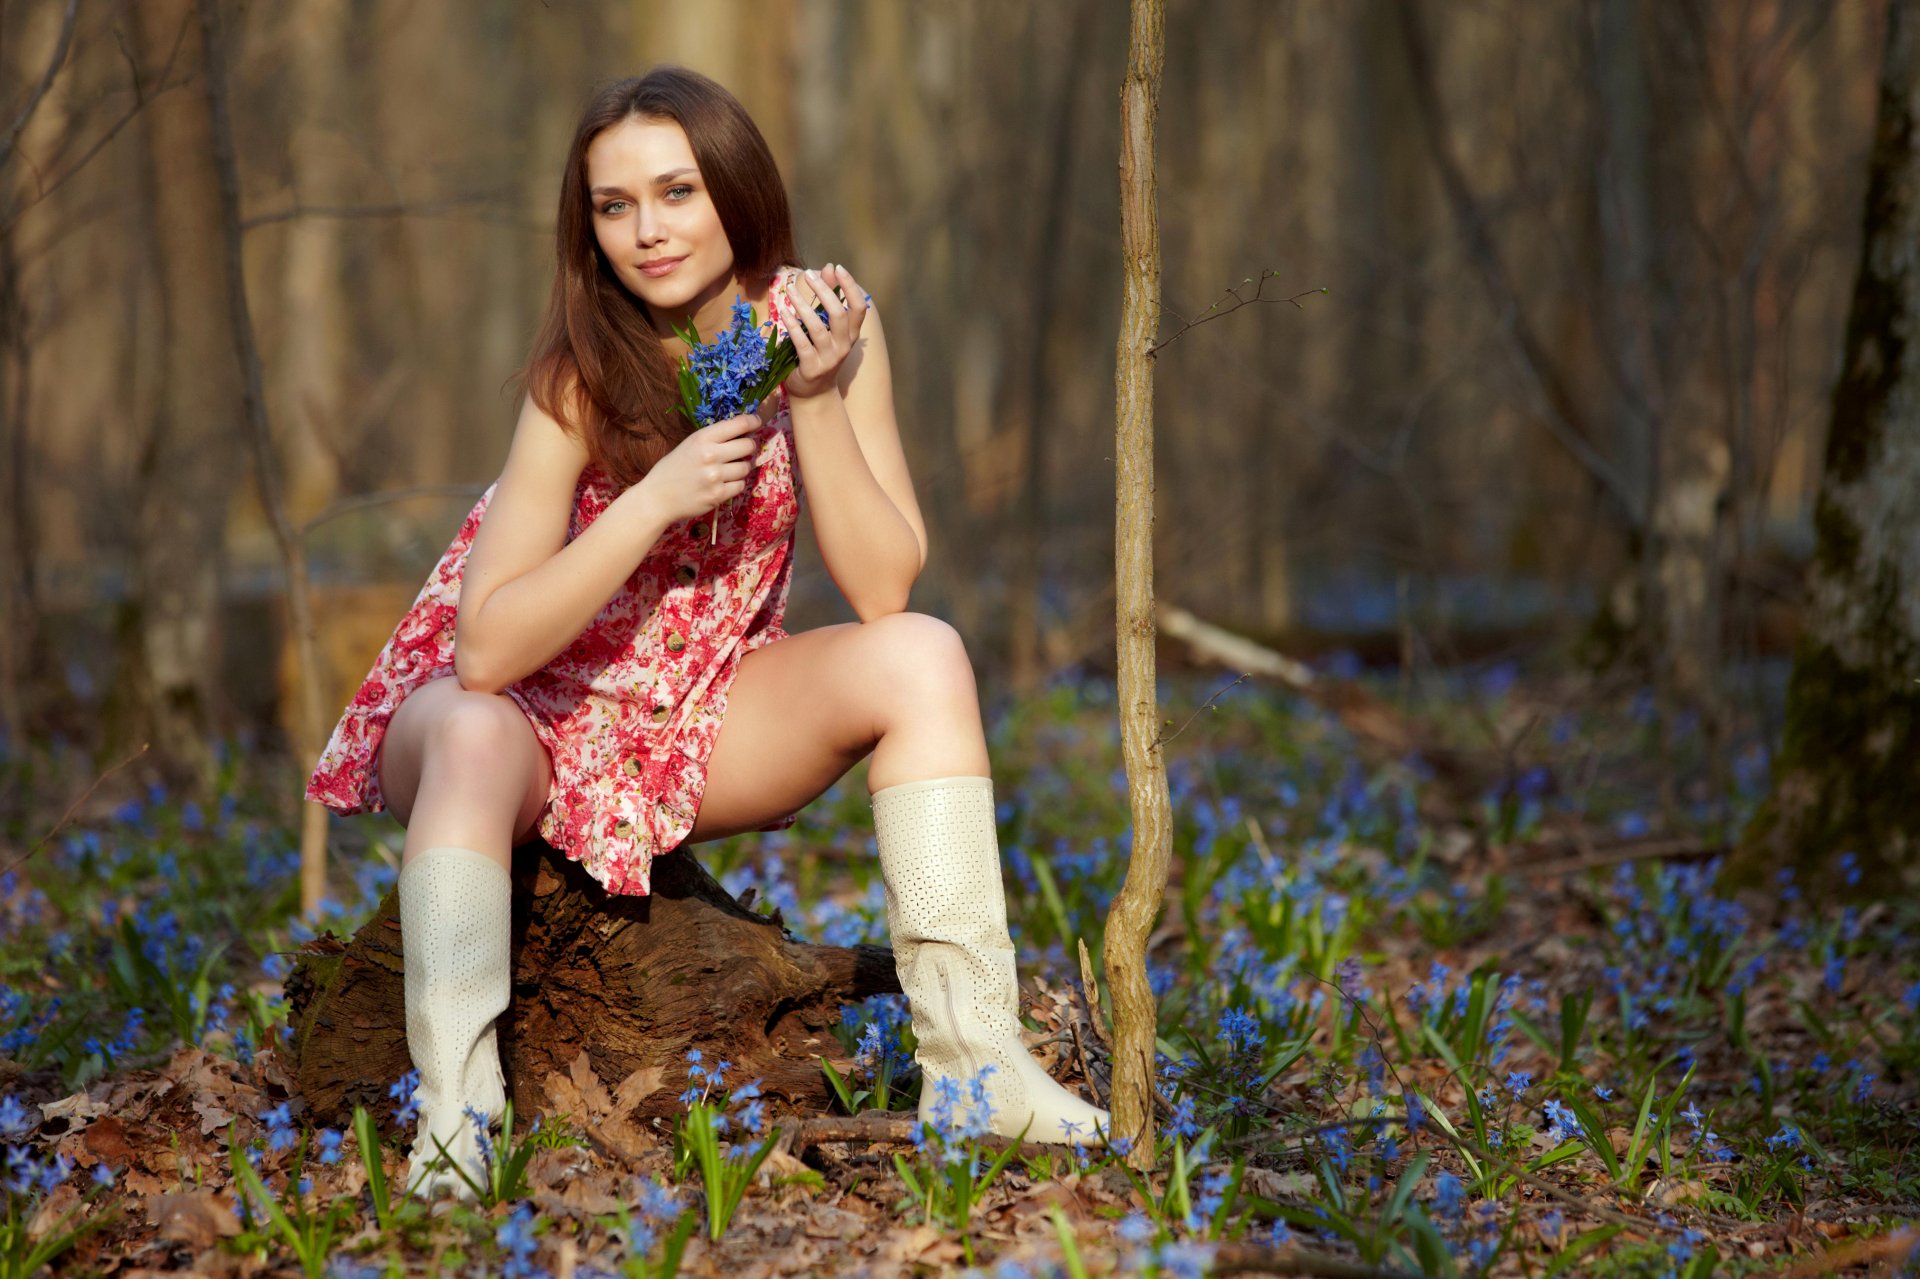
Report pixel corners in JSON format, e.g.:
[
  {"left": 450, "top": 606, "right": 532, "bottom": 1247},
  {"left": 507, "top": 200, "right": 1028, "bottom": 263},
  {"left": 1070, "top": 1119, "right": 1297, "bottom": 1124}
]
[{"left": 0, "top": 0, "right": 1885, "bottom": 788}]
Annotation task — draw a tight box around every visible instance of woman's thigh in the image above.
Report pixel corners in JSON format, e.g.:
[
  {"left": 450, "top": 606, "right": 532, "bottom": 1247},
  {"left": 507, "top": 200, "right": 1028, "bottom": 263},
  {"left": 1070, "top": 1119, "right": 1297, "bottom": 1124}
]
[
  {"left": 688, "top": 613, "right": 974, "bottom": 842},
  {"left": 374, "top": 675, "right": 555, "bottom": 846}
]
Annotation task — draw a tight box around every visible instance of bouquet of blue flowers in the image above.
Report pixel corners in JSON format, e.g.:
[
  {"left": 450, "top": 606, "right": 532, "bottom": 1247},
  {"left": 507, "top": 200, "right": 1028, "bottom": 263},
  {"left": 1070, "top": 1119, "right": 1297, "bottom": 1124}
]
[{"left": 669, "top": 277, "right": 850, "bottom": 544}]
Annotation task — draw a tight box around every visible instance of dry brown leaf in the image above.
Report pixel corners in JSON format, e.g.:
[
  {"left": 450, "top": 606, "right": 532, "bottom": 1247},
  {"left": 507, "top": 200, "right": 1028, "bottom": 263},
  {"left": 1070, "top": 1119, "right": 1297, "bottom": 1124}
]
[
  {"left": 1647, "top": 1177, "right": 1710, "bottom": 1206},
  {"left": 876, "top": 1222, "right": 965, "bottom": 1268},
  {"left": 25, "top": 1182, "right": 81, "bottom": 1240},
  {"left": 543, "top": 1067, "right": 588, "bottom": 1120},
  {"left": 146, "top": 1189, "right": 241, "bottom": 1246},
  {"left": 804, "top": 1203, "right": 868, "bottom": 1240},
  {"left": 81, "top": 1115, "right": 135, "bottom": 1166},
  {"left": 569, "top": 1051, "right": 615, "bottom": 1115},
  {"left": 190, "top": 1098, "right": 237, "bottom": 1138},
  {"left": 612, "top": 1064, "right": 666, "bottom": 1112},
  {"left": 557, "top": 1175, "right": 629, "bottom": 1217},
  {"left": 757, "top": 1147, "right": 814, "bottom": 1184},
  {"left": 1243, "top": 1166, "right": 1316, "bottom": 1199},
  {"left": 39, "top": 1091, "right": 109, "bottom": 1125}
]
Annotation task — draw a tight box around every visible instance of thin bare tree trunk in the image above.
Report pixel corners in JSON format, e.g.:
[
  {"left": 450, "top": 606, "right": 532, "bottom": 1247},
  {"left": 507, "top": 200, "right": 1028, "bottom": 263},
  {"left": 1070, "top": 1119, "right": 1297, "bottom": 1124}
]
[
  {"left": 0, "top": 211, "right": 33, "bottom": 742},
  {"left": 1105, "top": 0, "right": 1169, "bottom": 1172},
  {"left": 194, "top": 0, "right": 331, "bottom": 918}
]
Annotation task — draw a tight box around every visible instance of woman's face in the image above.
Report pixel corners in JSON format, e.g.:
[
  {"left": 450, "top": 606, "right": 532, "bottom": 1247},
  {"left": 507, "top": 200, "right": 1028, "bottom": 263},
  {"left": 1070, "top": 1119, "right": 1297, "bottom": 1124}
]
[{"left": 586, "top": 115, "right": 751, "bottom": 343}]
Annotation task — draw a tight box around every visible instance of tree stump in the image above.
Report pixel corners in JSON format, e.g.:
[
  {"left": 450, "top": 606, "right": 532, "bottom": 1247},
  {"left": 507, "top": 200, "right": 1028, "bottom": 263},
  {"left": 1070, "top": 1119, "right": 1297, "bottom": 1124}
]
[{"left": 283, "top": 839, "right": 901, "bottom": 1139}]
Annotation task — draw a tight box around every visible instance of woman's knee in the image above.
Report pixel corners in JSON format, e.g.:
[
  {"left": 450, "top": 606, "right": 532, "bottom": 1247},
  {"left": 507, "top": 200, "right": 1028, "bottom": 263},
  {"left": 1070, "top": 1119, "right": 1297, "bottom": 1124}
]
[
  {"left": 422, "top": 691, "right": 546, "bottom": 783},
  {"left": 856, "top": 612, "right": 977, "bottom": 701}
]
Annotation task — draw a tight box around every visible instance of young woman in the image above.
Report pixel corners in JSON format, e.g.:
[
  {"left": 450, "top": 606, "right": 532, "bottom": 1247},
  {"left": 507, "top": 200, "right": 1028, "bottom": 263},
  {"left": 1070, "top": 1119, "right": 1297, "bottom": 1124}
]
[{"left": 306, "top": 66, "right": 1109, "bottom": 1201}]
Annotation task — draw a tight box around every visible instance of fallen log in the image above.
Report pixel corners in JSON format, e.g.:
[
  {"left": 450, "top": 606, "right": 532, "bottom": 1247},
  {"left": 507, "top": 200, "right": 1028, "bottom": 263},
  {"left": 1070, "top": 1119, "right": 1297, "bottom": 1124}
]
[
  {"left": 1156, "top": 602, "right": 1502, "bottom": 814},
  {"left": 282, "top": 838, "right": 901, "bottom": 1138}
]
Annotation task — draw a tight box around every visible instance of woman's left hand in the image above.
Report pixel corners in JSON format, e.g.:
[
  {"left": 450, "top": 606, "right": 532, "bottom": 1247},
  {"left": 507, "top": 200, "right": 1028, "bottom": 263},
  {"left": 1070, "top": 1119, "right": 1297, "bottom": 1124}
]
[{"left": 773, "top": 263, "right": 868, "bottom": 401}]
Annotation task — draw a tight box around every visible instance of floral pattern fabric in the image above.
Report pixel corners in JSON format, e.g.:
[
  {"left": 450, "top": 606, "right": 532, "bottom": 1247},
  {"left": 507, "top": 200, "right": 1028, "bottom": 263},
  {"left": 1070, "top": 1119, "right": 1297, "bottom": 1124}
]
[{"left": 305, "top": 376, "right": 806, "bottom": 898}]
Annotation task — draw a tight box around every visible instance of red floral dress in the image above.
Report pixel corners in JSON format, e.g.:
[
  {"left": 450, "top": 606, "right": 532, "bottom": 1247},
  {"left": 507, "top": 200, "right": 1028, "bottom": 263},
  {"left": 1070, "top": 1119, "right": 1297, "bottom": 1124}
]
[{"left": 305, "top": 377, "right": 806, "bottom": 898}]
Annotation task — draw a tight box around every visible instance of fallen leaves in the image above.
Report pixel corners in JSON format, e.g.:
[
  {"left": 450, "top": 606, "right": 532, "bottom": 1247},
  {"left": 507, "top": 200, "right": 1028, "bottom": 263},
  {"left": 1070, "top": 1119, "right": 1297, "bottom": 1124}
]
[
  {"left": 541, "top": 1049, "right": 662, "bottom": 1165},
  {"left": 146, "top": 1189, "right": 240, "bottom": 1247}
]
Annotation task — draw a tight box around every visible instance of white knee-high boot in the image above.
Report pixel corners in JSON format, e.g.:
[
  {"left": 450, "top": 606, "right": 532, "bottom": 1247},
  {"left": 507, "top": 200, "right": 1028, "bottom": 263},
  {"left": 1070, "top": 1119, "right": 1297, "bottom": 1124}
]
[
  {"left": 397, "top": 845, "right": 511, "bottom": 1201},
  {"left": 872, "top": 775, "right": 1111, "bottom": 1146}
]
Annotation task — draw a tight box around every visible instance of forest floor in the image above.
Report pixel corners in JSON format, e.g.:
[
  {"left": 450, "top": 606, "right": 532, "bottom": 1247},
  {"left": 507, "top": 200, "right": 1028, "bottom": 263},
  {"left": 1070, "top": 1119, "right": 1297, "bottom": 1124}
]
[{"left": 1, "top": 654, "right": 1917, "bottom": 1278}]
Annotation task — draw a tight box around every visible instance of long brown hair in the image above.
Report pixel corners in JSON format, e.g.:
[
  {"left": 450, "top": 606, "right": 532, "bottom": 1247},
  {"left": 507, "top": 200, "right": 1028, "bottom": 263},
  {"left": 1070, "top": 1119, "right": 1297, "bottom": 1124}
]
[{"left": 508, "top": 67, "right": 801, "bottom": 491}]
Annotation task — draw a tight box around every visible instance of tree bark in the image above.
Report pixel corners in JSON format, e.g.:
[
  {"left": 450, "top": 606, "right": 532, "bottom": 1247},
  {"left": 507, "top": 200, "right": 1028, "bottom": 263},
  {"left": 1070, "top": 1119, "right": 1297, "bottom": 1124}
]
[
  {"left": 1105, "top": 0, "right": 1169, "bottom": 1172},
  {"left": 1734, "top": 0, "right": 1920, "bottom": 897},
  {"left": 193, "top": 0, "right": 334, "bottom": 919},
  {"left": 106, "top": 0, "right": 244, "bottom": 786},
  {"left": 285, "top": 841, "right": 903, "bottom": 1137}
]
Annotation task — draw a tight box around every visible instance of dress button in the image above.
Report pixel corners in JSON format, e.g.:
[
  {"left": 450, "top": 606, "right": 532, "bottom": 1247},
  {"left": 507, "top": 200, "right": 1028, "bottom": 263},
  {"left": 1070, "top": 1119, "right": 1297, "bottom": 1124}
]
[
  {"left": 675, "top": 563, "right": 697, "bottom": 585},
  {"left": 690, "top": 521, "right": 710, "bottom": 539},
  {"left": 650, "top": 704, "right": 670, "bottom": 724},
  {"left": 623, "top": 758, "right": 640, "bottom": 777},
  {"left": 666, "top": 631, "right": 686, "bottom": 653}
]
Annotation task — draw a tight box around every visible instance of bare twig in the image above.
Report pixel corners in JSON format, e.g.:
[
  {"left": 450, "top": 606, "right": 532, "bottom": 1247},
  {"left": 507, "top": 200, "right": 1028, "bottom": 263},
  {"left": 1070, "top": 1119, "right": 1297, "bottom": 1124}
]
[
  {"left": 1775, "top": 1227, "right": 1919, "bottom": 1278},
  {"left": 1391, "top": 1, "right": 1638, "bottom": 529},
  {"left": 297, "top": 483, "right": 490, "bottom": 539},
  {"left": 0, "top": 9, "right": 199, "bottom": 236},
  {"left": 1144, "top": 271, "right": 1327, "bottom": 359},
  {"left": 0, "top": 0, "right": 80, "bottom": 171},
  {"left": 239, "top": 190, "right": 523, "bottom": 232},
  {"left": 1517, "top": 834, "right": 1724, "bottom": 878},
  {"left": 1156, "top": 672, "right": 1252, "bottom": 748},
  {"left": 0, "top": 743, "right": 151, "bottom": 879}
]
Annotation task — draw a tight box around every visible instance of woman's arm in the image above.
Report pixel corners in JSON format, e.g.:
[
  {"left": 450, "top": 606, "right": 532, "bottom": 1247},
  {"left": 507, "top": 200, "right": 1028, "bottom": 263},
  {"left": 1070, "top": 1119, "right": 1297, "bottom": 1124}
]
[
  {"left": 787, "top": 302, "right": 928, "bottom": 620},
  {"left": 454, "top": 394, "right": 675, "bottom": 694}
]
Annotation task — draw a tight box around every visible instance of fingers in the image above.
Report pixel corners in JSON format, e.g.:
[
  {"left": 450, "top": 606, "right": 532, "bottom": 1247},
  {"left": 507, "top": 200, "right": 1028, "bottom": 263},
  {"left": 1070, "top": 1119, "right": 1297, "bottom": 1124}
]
[
  {"left": 776, "top": 275, "right": 821, "bottom": 353},
  {"left": 798, "top": 266, "right": 846, "bottom": 321},
  {"left": 707, "top": 412, "right": 765, "bottom": 439},
  {"left": 828, "top": 262, "right": 867, "bottom": 319}
]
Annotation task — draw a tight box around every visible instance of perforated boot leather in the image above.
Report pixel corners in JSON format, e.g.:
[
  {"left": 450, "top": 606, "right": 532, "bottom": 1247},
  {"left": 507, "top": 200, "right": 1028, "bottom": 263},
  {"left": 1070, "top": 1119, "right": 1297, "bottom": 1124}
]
[
  {"left": 397, "top": 845, "right": 511, "bottom": 1201},
  {"left": 871, "top": 775, "right": 1111, "bottom": 1147}
]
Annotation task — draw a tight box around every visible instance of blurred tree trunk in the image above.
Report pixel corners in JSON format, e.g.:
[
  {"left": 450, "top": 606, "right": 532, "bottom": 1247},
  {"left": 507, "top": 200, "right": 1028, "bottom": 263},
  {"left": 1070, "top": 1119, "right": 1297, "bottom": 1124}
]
[
  {"left": 1008, "top": 0, "right": 1093, "bottom": 694},
  {"left": 105, "top": 0, "right": 245, "bottom": 785},
  {"left": 1106, "top": 0, "right": 1169, "bottom": 1172},
  {"left": 1734, "top": 0, "right": 1920, "bottom": 897},
  {"left": 278, "top": 0, "right": 353, "bottom": 521},
  {"left": 0, "top": 208, "right": 36, "bottom": 742}
]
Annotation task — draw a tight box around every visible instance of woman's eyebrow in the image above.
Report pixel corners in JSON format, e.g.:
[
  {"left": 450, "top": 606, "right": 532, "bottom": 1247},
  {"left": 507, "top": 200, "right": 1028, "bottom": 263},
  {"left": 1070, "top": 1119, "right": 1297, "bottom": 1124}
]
[{"left": 591, "top": 167, "right": 697, "bottom": 196}]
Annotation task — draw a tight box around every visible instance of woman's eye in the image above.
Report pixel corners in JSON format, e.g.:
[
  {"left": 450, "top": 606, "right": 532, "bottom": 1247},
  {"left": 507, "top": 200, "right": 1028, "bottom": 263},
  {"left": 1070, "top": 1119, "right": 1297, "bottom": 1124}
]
[
  {"left": 601, "top": 200, "right": 627, "bottom": 215},
  {"left": 667, "top": 185, "right": 692, "bottom": 200}
]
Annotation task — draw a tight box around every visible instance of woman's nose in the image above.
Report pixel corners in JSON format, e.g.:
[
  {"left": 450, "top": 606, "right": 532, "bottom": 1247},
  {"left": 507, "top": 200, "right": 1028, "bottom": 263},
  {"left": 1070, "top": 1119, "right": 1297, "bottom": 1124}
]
[{"left": 634, "top": 205, "right": 662, "bottom": 243}]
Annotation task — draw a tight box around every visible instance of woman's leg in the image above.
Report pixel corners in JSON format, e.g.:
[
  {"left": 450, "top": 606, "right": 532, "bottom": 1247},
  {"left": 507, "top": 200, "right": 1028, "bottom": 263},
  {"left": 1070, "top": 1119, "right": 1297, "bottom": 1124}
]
[
  {"left": 689, "top": 612, "right": 1110, "bottom": 1145},
  {"left": 372, "top": 673, "right": 552, "bottom": 1201},
  {"left": 375, "top": 675, "right": 555, "bottom": 872},
  {"left": 689, "top": 612, "right": 986, "bottom": 840}
]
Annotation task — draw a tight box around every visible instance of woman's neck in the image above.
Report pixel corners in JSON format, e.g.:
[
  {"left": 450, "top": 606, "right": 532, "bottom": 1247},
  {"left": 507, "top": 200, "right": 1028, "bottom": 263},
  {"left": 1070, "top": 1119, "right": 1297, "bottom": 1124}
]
[{"left": 656, "top": 268, "right": 780, "bottom": 359}]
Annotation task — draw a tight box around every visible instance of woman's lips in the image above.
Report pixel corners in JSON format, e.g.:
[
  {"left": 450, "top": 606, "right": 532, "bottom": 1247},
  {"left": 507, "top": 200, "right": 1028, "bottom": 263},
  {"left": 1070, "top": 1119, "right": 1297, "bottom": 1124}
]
[{"left": 640, "top": 256, "right": 685, "bottom": 277}]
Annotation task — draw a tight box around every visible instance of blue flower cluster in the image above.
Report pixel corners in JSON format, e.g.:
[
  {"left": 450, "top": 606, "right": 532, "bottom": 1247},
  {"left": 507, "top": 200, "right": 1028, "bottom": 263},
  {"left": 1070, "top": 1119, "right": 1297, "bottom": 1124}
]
[
  {"left": 611, "top": 1174, "right": 685, "bottom": 1258},
  {"left": 914, "top": 1068, "right": 998, "bottom": 1159},
  {"left": 494, "top": 1200, "right": 544, "bottom": 1278},
  {"left": 839, "top": 993, "right": 917, "bottom": 1082},
  {"left": 1114, "top": 1211, "right": 1218, "bottom": 1278},
  {"left": 674, "top": 295, "right": 775, "bottom": 427},
  {"left": 678, "top": 1047, "right": 768, "bottom": 1142}
]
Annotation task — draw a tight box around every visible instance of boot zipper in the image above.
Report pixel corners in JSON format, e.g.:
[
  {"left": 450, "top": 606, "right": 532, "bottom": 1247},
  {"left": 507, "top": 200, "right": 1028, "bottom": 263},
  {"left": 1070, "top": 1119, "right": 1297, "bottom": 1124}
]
[{"left": 936, "top": 954, "right": 985, "bottom": 1111}]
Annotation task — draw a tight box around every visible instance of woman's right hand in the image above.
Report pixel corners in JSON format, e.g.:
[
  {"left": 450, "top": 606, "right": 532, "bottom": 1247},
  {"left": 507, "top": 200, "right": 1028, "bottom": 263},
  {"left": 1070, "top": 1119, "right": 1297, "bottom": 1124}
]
[{"left": 639, "top": 411, "right": 766, "bottom": 526}]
